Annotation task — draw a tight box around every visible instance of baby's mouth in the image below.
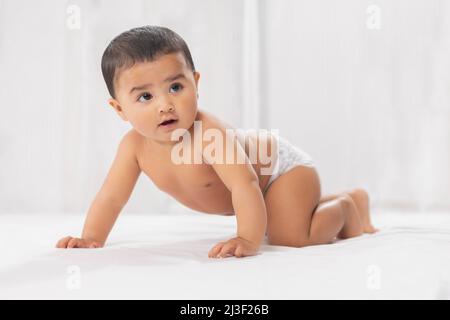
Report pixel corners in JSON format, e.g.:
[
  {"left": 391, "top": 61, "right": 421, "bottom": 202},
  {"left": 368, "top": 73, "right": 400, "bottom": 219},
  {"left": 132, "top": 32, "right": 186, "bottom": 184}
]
[{"left": 158, "top": 119, "right": 178, "bottom": 126}]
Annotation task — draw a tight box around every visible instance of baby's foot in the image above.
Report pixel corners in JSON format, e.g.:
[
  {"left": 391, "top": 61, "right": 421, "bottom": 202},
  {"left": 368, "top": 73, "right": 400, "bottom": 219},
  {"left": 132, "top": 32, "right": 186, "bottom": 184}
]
[{"left": 349, "top": 189, "right": 379, "bottom": 234}]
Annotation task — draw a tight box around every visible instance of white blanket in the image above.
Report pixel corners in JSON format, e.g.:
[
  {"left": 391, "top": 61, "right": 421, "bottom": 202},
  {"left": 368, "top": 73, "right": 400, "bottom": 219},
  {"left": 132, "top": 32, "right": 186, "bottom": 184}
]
[{"left": 1, "top": 210, "right": 449, "bottom": 299}]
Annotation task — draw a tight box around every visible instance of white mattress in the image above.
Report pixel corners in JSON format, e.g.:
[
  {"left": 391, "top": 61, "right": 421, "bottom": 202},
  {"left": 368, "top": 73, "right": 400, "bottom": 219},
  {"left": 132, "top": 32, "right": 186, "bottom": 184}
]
[{"left": 1, "top": 209, "right": 450, "bottom": 299}]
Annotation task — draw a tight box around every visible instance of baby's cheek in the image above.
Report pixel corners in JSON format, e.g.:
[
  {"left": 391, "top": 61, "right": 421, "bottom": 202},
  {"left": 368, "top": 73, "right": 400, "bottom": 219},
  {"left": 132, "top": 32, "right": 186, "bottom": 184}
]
[{"left": 130, "top": 118, "right": 154, "bottom": 137}]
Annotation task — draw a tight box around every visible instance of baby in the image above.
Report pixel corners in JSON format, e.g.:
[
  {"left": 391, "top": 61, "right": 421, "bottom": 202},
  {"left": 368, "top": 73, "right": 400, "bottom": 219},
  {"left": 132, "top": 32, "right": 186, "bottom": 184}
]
[{"left": 56, "top": 26, "right": 378, "bottom": 258}]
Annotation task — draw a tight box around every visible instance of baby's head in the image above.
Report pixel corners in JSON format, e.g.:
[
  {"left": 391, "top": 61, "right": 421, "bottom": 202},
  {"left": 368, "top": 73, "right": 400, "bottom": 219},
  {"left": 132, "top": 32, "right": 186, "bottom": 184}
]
[{"left": 101, "top": 25, "right": 200, "bottom": 142}]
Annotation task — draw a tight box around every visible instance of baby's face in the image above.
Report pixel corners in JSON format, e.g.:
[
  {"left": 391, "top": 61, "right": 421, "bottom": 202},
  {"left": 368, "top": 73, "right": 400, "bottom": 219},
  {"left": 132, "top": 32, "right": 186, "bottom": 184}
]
[{"left": 109, "top": 52, "right": 200, "bottom": 143}]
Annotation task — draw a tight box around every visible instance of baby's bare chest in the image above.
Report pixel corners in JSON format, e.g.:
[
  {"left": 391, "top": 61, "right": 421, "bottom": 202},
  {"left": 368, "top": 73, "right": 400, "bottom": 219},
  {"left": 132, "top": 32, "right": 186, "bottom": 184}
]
[
  {"left": 139, "top": 155, "right": 234, "bottom": 213},
  {"left": 146, "top": 160, "right": 222, "bottom": 192}
]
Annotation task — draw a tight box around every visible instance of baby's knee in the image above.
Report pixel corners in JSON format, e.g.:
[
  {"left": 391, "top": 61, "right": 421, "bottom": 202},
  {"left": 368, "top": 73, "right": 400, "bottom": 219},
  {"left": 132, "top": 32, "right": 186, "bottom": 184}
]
[
  {"left": 348, "top": 188, "right": 369, "bottom": 202},
  {"left": 337, "top": 194, "right": 354, "bottom": 213}
]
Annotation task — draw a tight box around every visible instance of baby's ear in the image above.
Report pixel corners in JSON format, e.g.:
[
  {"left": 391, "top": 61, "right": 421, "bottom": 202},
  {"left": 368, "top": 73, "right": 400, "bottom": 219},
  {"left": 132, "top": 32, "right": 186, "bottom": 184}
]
[
  {"left": 193, "top": 71, "right": 200, "bottom": 88},
  {"left": 108, "top": 98, "right": 128, "bottom": 121}
]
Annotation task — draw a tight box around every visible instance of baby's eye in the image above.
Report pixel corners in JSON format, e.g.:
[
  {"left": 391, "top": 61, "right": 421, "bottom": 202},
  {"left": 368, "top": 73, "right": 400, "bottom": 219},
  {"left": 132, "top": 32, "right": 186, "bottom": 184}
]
[
  {"left": 169, "top": 83, "right": 183, "bottom": 93},
  {"left": 138, "top": 92, "right": 152, "bottom": 102}
]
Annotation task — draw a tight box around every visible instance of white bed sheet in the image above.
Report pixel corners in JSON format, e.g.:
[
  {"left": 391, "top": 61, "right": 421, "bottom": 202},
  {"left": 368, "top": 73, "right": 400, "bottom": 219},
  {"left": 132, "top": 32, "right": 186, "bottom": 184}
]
[{"left": 1, "top": 210, "right": 449, "bottom": 299}]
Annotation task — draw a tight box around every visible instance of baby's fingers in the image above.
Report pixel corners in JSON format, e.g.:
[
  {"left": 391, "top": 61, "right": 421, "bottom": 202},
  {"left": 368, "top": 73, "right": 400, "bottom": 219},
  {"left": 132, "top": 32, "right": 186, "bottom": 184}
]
[
  {"left": 208, "top": 242, "right": 225, "bottom": 258},
  {"left": 218, "top": 242, "right": 237, "bottom": 258},
  {"left": 69, "top": 238, "right": 92, "bottom": 248},
  {"left": 67, "top": 238, "right": 80, "bottom": 248},
  {"left": 234, "top": 245, "right": 246, "bottom": 258},
  {"left": 234, "top": 244, "right": 256, "bottom": 258},
  {"left": 56, "top": 236, "right": 73, "bottom": 248}
]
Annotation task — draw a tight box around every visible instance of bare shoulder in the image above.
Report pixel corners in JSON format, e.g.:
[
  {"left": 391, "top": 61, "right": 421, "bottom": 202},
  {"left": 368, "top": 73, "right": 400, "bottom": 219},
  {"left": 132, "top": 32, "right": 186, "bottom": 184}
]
[
  {"left": 196, "top": 109, "right": 234, "bottom": 132},
  {"left": 117, "top": 129, "right": 142, "bottom": 165},
  {"left": 196, "top": 109, "right": 249, "bottom": 149},
  {"left": 195, "top": 110, "right": 259, "bottom": 190},
  {"left": 195, "top": 110, "right": 236, "bottom": 160},
  {"left": 119, "top": 129, "right": 142, "bottom": 148}
]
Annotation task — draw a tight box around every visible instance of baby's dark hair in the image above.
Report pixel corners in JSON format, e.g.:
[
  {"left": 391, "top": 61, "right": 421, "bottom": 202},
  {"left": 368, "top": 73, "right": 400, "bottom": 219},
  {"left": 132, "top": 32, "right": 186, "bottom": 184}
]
[{"left": 101, "top": 25, "right": 196, "bottom": 99}]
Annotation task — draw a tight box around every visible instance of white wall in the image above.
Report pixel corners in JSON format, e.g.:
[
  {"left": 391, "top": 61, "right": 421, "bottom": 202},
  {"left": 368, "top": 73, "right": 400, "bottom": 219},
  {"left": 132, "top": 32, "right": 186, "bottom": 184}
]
[
  {"left": 0, "top": 0, "right": 448, "bottom": 214},
  {"left": 260, "top": 0, "right": 450, "bottom": 210}
]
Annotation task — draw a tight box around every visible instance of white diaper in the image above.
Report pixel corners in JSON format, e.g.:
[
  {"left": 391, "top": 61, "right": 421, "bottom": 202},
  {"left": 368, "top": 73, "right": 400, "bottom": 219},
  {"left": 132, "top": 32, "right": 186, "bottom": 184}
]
[{"left": 262, "top": 135, "right": 315, "bottom": 196}]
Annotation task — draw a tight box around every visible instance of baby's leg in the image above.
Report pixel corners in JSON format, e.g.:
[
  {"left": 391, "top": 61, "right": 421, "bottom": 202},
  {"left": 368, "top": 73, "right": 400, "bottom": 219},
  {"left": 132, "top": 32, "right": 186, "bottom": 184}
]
[
  {"left": 309, "top": 195, "right": 363, "bottom": 244},
  {"left": 264, "top": 166, "right": 365, "bottom": 247},
  {"left": 319, "top": 189, "right": 378, "bottom": 234}
]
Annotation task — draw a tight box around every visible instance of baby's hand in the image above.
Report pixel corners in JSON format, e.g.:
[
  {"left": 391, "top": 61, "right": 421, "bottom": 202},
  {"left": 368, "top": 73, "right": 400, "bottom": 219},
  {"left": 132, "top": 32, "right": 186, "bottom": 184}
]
[
  {"left": 55, "top": 236, "right": 103, "bottom": 249},
  {"left": 208, "top": 237, "right": 259, "bottom": 259}
]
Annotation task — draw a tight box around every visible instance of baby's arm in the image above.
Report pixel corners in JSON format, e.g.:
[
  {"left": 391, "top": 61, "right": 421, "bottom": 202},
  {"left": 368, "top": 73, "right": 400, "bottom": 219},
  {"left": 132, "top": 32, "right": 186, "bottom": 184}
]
[
  {"left": 205, "top": 130, "right": 267, "bottom": 258},
  {"left": 56, "top": 131, "right": 141, "bottom": 248}
]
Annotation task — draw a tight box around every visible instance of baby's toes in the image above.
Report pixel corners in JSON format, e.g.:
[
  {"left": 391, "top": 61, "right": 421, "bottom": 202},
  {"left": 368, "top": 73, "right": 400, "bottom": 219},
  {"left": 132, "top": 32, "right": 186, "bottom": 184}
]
[{"left": 365, "top": 225, "right": 379, "bottom": 234}]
